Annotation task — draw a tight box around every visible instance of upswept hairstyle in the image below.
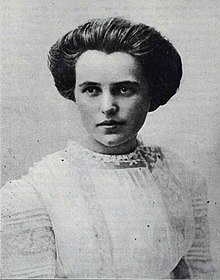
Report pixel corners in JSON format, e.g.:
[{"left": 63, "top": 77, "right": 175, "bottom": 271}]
[{"left": 48, "top": 17, "right": 182, "bottom": 111}]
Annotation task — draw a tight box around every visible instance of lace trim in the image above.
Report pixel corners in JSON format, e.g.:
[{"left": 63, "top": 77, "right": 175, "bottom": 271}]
[
  {"left": 69, "top": 138, "right": 143, "bottom": 161},
  {"left": 67, "top": 136, "right": 164, "bottom": 170}
]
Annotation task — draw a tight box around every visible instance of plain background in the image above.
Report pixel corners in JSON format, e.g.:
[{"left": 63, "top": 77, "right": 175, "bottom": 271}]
[{"left": 1, "top": 0, "right": 220, "bottom": 275}]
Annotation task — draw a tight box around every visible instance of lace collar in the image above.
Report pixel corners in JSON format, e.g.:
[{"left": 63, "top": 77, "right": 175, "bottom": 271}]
[{"left": 67, "top": 136, "right": 164, "bottom": 170}]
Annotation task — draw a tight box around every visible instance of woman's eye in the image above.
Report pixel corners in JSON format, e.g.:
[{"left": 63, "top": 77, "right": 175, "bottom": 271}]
[
  {"left": 83, "top": 87, "right": 100, "bottom": 96},
  {"left": 119, "top": 86, "right": 133, "bottom": 95}
]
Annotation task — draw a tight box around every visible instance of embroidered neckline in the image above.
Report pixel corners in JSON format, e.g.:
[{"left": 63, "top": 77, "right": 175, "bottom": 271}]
[
  {"left": 67, "top": 136, "right": 164, "bottom": 170},
  {"left": 68, "top": 136, "right": 143, "bottom": 162}
]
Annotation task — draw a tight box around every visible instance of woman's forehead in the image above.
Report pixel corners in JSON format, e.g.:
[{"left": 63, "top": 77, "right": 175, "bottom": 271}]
[{"left": 75, "top": 50, "right": 144, "bottom": 84}]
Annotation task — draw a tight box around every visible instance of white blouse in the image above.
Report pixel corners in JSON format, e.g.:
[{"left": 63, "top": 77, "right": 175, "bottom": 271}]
[{"left": 1, "top": 138, "right": 215, "bottom": 278}]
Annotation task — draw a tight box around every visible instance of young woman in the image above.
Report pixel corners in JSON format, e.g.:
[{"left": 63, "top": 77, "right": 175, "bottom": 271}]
[{"left": 1, "top": 17, "right": 215, "bottom": 279}]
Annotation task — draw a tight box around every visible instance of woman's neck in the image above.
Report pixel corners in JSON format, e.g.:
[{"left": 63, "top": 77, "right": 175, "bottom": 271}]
[{"left": 80, "top": 136, "right": 138, "bottom": 155}]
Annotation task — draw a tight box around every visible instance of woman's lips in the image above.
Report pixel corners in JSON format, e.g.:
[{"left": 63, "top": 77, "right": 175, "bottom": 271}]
[
  {"left": 96, "top": 120, "right": 125, "bottom": 129},
  {"left": 96, "top": 120, "right": 126, "bottom": 135}
]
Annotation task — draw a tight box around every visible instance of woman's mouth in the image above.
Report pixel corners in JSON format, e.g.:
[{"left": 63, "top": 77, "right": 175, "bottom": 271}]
[{"left": 97, "top": 120, "right": 125, "bottom": 128}]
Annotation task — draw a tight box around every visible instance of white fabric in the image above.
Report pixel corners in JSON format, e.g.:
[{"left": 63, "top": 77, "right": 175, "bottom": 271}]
[{"left": 1, "top": 138, "right": 215, "bottom": 278}]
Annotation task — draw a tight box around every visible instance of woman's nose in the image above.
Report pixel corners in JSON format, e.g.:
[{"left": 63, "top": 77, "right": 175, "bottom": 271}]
[{"left": 100, "top": 92, "right": 119, "bottom": 116}]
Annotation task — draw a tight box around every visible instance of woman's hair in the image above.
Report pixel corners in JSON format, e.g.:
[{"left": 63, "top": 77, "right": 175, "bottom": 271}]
[{"left": 48, "top": 17, "right": 182, "bottom": 111}]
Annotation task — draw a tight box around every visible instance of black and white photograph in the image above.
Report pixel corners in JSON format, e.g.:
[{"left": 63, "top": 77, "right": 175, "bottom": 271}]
[{"left": 1, "top": 1, "right": 220, "bottom": 279}]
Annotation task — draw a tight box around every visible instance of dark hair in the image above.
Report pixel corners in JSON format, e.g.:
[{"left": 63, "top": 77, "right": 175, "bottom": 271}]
[{"left": 48, "top": 17, "right": 182, "bottom": 111}]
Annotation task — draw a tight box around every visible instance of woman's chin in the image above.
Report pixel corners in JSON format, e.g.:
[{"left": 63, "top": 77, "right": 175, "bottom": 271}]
[
  {"left": 97, "top": 134, "right": 129, "bottom": 147},
  {"left": 84, "top": 134, "right": 137, "bottom": 154}
]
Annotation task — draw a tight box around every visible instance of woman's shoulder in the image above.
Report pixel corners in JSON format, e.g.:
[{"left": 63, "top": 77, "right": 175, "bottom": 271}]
[
  {"left": 1, "top": 145, "right": 83, "bottom": 218},
  {"left": 140, "top": 141, "right": 188, "bottom": 174},
  {"left": 2, "top": 154, "right": 64, "bottom": 197},
  {"left": 0, "top": 149, "right": 64, "bottom": 228},
  {"left": 140, "top": 141, "right": 207, "bottom": 198},
  {"left": 30, "top": 142, "right": 84, "bottom": 172}
]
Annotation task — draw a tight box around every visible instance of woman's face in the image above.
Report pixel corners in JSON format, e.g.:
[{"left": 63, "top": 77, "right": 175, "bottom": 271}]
[{"left": 75, "top": 50, "right": 151, "bottom": 154}]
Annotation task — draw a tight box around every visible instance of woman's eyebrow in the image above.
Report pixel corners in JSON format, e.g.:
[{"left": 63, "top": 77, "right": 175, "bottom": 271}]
[
  {"left": 112, "top": 81, "right": 140, "bottom": 88},
  {"left": 78, "top": 81, "right": 101, "bottom": 87},
  {"left": 78, "top": 80, "right": 141, "bottom": 88}
]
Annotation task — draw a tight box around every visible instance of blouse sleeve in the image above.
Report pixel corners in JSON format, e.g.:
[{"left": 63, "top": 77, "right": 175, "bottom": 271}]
[
  {"left": 1, "top": 176, "right": 56, "bottom": 278},
  {"left": 184, "top": 173, "right": 216, "bottom": 279}
]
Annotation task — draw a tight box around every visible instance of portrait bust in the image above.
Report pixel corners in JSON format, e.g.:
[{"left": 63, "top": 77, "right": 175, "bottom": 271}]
[{"left": 1, "top": 16, "right": 216, "bottom": 279}]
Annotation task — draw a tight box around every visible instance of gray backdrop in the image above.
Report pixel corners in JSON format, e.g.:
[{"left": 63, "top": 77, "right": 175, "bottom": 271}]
[{"left": 1, "top": 0, "right": 220, "bottom": 274}]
